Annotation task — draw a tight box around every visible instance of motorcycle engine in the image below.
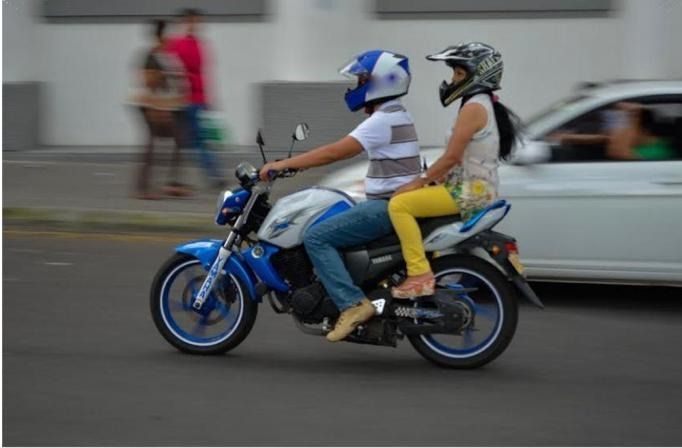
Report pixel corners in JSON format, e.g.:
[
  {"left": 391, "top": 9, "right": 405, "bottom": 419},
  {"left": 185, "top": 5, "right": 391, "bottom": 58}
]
[
  {"left": 271, "top": 246, "right": 315, "bottom": 289},
  {"left": 290, "top": 282, "right": 339, "bottom": 324},
  {"left": 271, "top": 247, "right": 339, "bottom": 323}
]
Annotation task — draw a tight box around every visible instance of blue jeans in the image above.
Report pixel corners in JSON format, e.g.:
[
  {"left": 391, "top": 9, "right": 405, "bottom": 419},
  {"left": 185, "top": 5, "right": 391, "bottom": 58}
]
[
  {"left": 186, "top": 104, "right": 221, "bottom": 180},
  {"left": 303, "top": 200, "right": 394, "bottom": 311}
]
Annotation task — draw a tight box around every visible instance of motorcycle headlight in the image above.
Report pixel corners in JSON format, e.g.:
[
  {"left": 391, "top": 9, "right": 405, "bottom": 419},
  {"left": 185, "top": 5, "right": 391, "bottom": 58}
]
[
  {"left": 235, "top": 162, "right": 259, "bottom": 186},
  {"left": 216, "top": 190, "right": 233, "bottom": 215}
]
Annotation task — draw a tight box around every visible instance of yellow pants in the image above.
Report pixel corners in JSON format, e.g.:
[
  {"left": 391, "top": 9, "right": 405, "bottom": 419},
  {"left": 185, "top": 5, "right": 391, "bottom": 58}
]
[{"left": 388, "top": 185, "right": 459, "bottom": 276}]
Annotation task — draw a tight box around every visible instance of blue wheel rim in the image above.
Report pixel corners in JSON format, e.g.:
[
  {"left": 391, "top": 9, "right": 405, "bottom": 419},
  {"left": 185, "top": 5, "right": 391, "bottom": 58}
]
[
  {"left": 419, "top": 268, "right": 504, "bottom": 358},
  {"left": 159, "top": 259, "right": 245, "bottom": 347}
]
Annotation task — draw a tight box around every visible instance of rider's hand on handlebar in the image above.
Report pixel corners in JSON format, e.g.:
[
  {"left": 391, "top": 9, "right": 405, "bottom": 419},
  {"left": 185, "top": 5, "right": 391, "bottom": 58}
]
[
  {"left": 259, "top": 161, "right": 285, "bottom": 182},
  {"left": 259, "top": 162, "right": 300, "bottom": 182}
]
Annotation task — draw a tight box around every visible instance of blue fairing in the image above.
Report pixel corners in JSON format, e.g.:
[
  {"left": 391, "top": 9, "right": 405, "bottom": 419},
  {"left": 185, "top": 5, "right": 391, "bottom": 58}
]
[
  {"left": 242, "top": 242, "right": 289, "bottom": 293},
  {"left": 310, "top": 200, "right": 353, "bottom": 228},
  {"left": 215, "top": 188, "right": 251, "bottom": 225},
  {"left": 175, "top": 239, "right": 259, "bottom": 301}
]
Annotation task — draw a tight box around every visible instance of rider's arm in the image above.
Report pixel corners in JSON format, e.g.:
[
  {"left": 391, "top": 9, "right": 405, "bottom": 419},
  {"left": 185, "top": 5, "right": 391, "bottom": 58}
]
[{"left": 259, "top": 136, "right": 363, "bottom": 180}]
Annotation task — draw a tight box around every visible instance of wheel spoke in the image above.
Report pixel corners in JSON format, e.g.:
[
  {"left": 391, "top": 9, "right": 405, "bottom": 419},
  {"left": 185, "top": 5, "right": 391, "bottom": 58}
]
[
  {"left": 473, "top": 303, "right": 498, "bottom": 321},
  {"left": 213, "top": 300, "right": 231, "bottom": 319},
  {"left": 190, "top": 316, "right": 209, "bottom": 338},
  {"left": 462, "top": 328, "right": 475, "bottom": 347},
  {"left": 184, "top": 271, "right": 200, "bottom": 296},
  {"left": 168, "top": 299, "right": 191, "bottom": 312}
]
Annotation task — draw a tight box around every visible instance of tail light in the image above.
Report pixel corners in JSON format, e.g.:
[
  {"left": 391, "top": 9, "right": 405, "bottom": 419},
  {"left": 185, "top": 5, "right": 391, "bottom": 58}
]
[{"left": 505, "top": 242, "right": 519, "bottom": 254}]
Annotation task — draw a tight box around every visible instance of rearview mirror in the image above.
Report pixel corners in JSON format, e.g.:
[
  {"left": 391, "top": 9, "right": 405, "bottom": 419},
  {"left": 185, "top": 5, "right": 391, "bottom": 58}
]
[
  {"left": 513, "top": 140, "right": 551, "bottom": 165},
  {"left": 293, "top": 123, "right": 310, "bottom": 142}
]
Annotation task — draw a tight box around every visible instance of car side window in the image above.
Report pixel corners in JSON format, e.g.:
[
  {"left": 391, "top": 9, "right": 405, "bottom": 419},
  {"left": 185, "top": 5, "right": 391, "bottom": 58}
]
[{"left": 543, "top": 96, "right": 682, "bottom": 163}]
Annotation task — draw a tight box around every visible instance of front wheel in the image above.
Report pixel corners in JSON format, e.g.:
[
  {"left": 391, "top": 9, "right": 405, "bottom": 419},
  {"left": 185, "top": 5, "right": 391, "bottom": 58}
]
[
  {"left": 150, "top": 253, "right": 258, "bottom": 354},
  {"left": 408, "top": 255, "right": 518, "bottom": 368}
]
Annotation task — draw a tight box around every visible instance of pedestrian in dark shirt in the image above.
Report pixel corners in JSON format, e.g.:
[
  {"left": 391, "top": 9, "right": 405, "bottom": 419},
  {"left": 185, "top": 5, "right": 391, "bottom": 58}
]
[{"left": 132, "top": 19, "right": 192, "bottom": 199}]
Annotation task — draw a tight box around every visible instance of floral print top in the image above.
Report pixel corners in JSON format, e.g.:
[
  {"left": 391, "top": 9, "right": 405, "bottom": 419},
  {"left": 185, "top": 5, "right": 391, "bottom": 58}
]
[{"left": 444, "top": 94, "right": 500, "bottom": 220}]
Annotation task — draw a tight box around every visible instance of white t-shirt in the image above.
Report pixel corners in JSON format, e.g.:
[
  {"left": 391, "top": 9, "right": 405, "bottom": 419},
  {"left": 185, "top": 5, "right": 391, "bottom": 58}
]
[{"left": 349, "top": 99, "right": 421, "bottom": 199}]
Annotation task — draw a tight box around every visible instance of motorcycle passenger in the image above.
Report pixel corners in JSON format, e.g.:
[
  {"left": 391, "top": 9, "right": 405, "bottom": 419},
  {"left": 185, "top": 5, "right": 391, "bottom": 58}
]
[
  {"left": 259, "top": 50, "right": 420, "bottom": 342},
  {"left": 388, "top": 42, "right": 520, "bottom": 299}
]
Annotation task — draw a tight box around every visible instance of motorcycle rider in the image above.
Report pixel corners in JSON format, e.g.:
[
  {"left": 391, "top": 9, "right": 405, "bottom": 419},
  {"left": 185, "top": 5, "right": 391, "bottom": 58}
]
[
  {"left": 259, "top": 50, "right": 420, "bottom": 342},
  {"left": 388, "top": 42, "right": 520, "bottom": 298}
]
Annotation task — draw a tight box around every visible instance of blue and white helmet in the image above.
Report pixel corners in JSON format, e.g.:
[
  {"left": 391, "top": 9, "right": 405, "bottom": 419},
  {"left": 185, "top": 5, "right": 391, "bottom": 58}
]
[{"left": 339, "top": 50, "right": 411, "bottom": 112}]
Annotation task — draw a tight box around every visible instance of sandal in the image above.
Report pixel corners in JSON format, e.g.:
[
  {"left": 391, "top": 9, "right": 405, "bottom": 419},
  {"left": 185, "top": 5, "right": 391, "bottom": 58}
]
[{"left": 391, "top": 274, "right": 436, "bottom": 299}]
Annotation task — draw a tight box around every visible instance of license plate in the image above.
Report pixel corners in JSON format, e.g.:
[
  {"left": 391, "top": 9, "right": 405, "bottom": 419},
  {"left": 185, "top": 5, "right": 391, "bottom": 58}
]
[{"left": 509, "top": 253, "right": 525, "bottom": 274}]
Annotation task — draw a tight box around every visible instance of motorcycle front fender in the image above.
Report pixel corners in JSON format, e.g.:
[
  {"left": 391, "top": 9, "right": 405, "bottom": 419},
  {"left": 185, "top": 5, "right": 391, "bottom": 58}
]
[{"left": 175, "top": 239, "right": 259, "bottom": 302}]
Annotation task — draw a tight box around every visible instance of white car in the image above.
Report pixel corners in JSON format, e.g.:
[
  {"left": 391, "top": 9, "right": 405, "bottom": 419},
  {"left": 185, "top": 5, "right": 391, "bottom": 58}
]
[{"left": 320, "top": 81, "right": 682, "bottom": 286}]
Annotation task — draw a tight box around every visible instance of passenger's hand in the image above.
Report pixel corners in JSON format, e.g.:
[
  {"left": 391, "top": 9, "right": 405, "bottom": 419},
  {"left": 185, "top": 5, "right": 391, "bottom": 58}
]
[
  {"left": 259, "top": 161, "right": 286, "bottom": 182},
  {"left": 392, "top": 179, "right": 425, "bottom": 198}
]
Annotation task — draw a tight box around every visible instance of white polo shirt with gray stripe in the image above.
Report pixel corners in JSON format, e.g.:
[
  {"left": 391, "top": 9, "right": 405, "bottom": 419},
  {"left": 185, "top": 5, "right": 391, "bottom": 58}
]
[{"left": 348, "top": 99, "right": 421, "bottom": 199}]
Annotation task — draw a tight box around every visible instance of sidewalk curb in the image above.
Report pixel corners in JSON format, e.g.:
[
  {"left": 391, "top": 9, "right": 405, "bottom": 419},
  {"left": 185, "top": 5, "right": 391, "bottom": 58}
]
[{"left": 3, "top": 207, "right": 220, "bottom": 234}]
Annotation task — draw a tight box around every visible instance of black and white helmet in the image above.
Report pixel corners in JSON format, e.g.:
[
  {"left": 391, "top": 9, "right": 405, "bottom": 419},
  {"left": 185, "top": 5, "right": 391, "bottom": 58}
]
[{"left": 426, "top": 42, "right": 503, "bottom": 107}]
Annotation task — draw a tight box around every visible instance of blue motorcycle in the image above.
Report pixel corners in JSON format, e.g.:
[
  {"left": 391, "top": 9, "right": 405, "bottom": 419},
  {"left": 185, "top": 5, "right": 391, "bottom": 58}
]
[{"left": 150, "top": 124, "right": 543, "bottom": 368}]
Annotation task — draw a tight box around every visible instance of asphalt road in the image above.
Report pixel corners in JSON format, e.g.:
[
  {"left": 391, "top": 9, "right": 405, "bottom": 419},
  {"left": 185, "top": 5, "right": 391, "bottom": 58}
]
[{"left": 3, "top": 232, "right": 682, "bottom": 446}]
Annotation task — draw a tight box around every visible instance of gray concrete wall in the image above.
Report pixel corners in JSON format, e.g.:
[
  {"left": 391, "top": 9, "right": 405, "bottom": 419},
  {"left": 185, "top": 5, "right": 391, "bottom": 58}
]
[
  {"left": 3, "top": 83, "right": 41, "bottom": 151},
  {"left": 43, "top": 0, "right": 267, "bottom": 19},
  {"left": 260, "top": 81, "right": 364, "bottom": 154}
]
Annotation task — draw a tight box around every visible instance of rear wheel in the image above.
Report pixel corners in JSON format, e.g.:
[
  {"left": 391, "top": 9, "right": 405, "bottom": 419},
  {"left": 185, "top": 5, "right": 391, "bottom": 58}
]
[
  {"left": 150, "top": 253, "right": 258, "bottom": 354},
  {"left": 408, "top": 255, "right": 518, "bottom": 368}
]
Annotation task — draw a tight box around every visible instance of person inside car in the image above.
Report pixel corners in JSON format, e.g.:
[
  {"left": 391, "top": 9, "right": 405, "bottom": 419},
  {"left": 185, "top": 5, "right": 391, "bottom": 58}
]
[
  {"left": 387, "top": 42, "right": 521, "bottom": 299},
  {"left": 607, "top": 103, "right": 676, "bottom": 160},
  {"left": 259, "top": 50, "right": 420, "bottom": 341}
]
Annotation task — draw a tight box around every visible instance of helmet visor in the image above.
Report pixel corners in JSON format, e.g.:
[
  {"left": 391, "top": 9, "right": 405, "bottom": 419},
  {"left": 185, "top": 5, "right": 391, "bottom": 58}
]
[{"left": 338, "top": 56, "right": 371, "bottom": 79}]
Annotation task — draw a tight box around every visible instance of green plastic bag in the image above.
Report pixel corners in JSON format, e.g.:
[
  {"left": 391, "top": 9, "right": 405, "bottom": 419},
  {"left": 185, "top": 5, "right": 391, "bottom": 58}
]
[{"left": 198, "top": 110, "right": 232, "bottom": 147}]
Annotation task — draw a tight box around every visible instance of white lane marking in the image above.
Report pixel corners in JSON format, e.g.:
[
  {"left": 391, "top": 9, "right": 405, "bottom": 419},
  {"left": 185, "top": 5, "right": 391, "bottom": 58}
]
[
  {"left": 94, "top": 172, "right": 116, "bottom": 177},
  {"left": 7, "top": 248, "right": 43, "bottom": 254},
  {"left": 3, "top": 161, "right": 57, "bottom": 167},
  {"left": 4, "top": 229, "right": 188, "bottom": 244},
  {"left": 44, "top": 262, "right": 73, "bottom": 267}
]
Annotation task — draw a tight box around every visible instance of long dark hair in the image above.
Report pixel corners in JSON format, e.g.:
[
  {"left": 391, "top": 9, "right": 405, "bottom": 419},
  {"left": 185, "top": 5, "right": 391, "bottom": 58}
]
[
  {"left": 462, "top": 93, "right": 522, "bottom": 161},
  {"left": 150, "top": 19, "right": 166, "bottom": 41}
]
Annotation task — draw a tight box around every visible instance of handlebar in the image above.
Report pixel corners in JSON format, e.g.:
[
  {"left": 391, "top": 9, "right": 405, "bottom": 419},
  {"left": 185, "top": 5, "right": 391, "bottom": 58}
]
[{"left": 265, "top": 168, "right": 299, "bottom": 181}]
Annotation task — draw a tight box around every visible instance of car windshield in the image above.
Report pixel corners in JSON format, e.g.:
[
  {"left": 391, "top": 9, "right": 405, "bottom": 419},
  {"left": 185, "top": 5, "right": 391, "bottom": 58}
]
[{"left": 525, "top": 93, "right": 591, "bottom": 128}]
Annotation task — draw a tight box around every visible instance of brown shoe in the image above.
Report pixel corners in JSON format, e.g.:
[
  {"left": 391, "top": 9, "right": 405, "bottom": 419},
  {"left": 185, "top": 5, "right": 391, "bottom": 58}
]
[
  {"left": 135, "top": 191, "right": 162, "bottom": 200},
  {"left": 163, "top": 184, "right": 193, "bottom": 197},
  {"left": 326, "top": 299, "right": 375, "bottom": 342},
  {"left": 391, "top": 274, "right": 435, "bottom": 299}
]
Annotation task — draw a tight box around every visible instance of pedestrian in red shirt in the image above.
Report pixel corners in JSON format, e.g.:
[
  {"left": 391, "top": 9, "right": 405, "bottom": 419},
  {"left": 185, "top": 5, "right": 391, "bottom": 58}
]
[{"left": 168, "top": 8, "right": 223, "bottom": 188}]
